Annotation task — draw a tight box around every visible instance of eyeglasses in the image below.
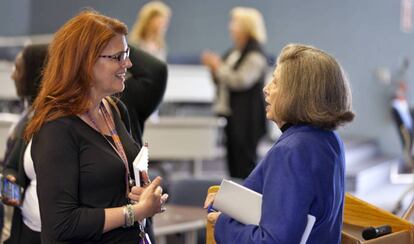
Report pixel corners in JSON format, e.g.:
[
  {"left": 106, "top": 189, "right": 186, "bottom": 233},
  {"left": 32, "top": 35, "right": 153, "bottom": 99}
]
[{"left": 99, "top": 48, "right": 130, "bottom": 63}]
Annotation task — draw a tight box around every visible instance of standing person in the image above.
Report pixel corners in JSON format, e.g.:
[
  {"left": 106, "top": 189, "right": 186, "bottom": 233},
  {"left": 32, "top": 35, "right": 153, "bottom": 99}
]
[
  {"left": 129, "top": 1, "right": 171, "bottom": 61},
  {"left": 205, "top": 44, "right": 355, "bottom": 243},
  {"left": 3, "top": 44, "right": 48, "bottom": 244},
  {"left": 201, "top": 7, "right": 268, "bottom": 179},
  {"left": 120, "top": 45, "right": 167, "bottom": 143},
  {"left": 25, "top": 10, "right": 167, "bottom": 243}
]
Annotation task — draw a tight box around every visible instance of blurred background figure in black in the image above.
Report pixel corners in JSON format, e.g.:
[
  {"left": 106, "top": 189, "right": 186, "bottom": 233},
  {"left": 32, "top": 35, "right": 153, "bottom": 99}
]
[{"left": 201, "top": 7, "right": 268, "bottom": 179}]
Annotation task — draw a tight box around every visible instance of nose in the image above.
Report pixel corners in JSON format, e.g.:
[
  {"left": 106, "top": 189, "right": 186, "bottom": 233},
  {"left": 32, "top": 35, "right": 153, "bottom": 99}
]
[{"left": 122, "top": 57, "right": 132, "bottom": 69}]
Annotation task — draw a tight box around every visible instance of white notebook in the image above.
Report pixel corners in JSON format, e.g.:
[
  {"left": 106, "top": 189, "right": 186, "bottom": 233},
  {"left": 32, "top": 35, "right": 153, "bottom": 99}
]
[{"left": 212, "top": 179, "right": 316, "bottom": 244}]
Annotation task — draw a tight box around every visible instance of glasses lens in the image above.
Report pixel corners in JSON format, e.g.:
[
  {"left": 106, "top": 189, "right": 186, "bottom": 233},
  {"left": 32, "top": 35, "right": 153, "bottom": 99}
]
[
  {"left": 116, "top": 48, "right": 130, "bottom": 62},
  {"left": 122, "top": 48, "right": 130, "bottom": 61}
]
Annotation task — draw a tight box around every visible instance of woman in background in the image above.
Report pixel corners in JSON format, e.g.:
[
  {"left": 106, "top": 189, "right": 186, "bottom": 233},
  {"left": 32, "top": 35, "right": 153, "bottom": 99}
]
[
  {"left": 205, "top": 44, "right": 355, "bottom": 243},
  {"left": 25, "top": 10, "right": 166, "bottom": 243},
  {"left": 201, "top": 7, "right": 268, "bottom": 179},
  {"left": 3, "top": 44, "right": 47, "bottom": 244},
  {"left": 129, "top": 1, "right": 171, "bottom": 61}
]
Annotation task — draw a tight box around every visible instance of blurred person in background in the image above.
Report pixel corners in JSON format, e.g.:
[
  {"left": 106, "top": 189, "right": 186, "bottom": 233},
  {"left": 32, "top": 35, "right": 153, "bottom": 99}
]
[
  {"left": 25, "top": 10, "right": 167, "bottom": 243},
  {"left": 205, "top": 44, "right": 355, "bottom": 243},
  {"left": 201, "top": 7, "right": 268, "bottom": 179},
  {"left": 129, "top": 1, "right": 171, "bottom": 61},
  {"left": 3, "top": 44, "right": 47, "bottom": 244},
  {"left": 120, "top": 45, "right": 167, "bottom": 144}
]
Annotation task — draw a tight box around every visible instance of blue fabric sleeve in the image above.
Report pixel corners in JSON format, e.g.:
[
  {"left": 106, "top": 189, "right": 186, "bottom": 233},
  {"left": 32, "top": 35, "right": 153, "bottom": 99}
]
[{"left": 214, "top": 144, "right": 315, "bottom": 243}]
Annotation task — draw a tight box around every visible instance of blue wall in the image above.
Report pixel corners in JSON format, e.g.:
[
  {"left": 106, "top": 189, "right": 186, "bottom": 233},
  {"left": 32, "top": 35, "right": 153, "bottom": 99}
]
[
  {"left": 0, "top": 0, "right": 31, "bottom": 35},
  {"left": 1, "top": 0, "right": 413, "bottom": 155}
]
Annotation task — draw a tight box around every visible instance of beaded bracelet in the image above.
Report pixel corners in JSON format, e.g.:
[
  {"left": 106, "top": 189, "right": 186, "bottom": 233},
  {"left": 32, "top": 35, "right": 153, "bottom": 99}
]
[{"left": 123, "top": 204, "right": 135, "bottom": 227}]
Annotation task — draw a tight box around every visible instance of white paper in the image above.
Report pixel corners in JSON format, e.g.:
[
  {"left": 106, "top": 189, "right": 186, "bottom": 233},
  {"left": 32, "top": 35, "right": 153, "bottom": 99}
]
[
  {"left": 213, "top": 179, "right": 315, "bottom": 244},
  {"left": 132, "top": 145, "right": 149, "bottom": 187},
  {"left": 213, "top": 180, "right": 262, "bottom": 225}
]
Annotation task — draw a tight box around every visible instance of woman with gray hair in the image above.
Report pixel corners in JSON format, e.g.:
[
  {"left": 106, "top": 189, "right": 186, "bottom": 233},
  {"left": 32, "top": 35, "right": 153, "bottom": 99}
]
[
  {"left": 205, "top": 44, "right": 354, "bottom": 243},
  {"left": 201, "top": 7, "right": 268, "bottom": 179}
]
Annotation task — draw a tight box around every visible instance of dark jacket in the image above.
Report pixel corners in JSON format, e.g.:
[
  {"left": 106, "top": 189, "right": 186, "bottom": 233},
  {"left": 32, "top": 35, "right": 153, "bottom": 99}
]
[{"left": 121, "top": 46, "right": 168, "bottom": 145}]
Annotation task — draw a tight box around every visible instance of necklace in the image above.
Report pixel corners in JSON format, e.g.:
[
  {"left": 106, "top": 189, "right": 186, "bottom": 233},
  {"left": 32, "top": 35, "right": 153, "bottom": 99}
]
[{"left": 86, "top": 101, "right": 133, "bottom": 196}]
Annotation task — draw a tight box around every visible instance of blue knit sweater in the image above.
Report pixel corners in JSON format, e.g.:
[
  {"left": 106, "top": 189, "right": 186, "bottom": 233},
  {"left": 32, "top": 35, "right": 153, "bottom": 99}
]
[{"left": 215, "top": 125, "right": 345, "bottom": 244}]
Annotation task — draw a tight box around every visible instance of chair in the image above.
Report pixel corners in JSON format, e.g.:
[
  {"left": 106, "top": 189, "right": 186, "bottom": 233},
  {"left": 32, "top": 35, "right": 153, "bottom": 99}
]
[
  {"left": 167, "top": 177, "right": 222, "bottom": 244},
  {"left": 168, "top": 177, "right": 222, "bottom": 207},
  {"left": 206, "top": 186, "right": 220, "bottom": 244}
]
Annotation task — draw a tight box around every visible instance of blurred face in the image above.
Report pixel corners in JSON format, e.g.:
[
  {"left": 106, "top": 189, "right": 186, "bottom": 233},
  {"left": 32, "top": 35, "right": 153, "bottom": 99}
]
[
  {"left": 11, "top": 52, "right": 25, "bottom": 98},
  {"left": 150, "top": 15, "right": 169, "bottom": 36},
  {"left": 92, "top": 34, "right": 132, "bottom": 99},
  {"left": 263, "top": 66, "right": 282, "bottom": 125},
  {"left": 229, "top": 17, "right": 248, "bottom": 49}
]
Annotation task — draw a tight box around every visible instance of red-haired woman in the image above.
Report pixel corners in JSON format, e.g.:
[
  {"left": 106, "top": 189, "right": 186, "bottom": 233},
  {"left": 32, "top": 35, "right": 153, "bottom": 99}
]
[{"left": 25, "top": 10, "right": 167, "bottom": 243}]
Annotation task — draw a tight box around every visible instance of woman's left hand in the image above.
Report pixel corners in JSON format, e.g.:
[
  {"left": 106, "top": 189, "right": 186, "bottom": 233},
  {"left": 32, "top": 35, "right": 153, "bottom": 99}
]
[{"left": 203, "top": 192, "right": 217, "bottom": 209}]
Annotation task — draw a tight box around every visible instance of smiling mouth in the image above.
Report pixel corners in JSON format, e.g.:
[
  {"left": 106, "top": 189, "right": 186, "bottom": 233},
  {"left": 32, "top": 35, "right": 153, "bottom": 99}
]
[{"left": 115, "top": 73, "right": 126, "bottom": 80}]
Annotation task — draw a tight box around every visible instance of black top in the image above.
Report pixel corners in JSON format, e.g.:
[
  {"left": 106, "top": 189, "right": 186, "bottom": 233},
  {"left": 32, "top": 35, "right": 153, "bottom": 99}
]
[
  {"left": 32, "top": 104, "right": 141, "bottom": 244},
  {"left": 280, "top": 123, "right": 293, "bottom": 133}
]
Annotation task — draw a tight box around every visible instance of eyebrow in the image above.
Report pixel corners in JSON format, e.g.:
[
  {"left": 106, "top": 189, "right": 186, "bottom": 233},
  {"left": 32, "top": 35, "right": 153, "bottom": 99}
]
[{"left": 110, "top": 48, "right": 128, "bottom": 55}]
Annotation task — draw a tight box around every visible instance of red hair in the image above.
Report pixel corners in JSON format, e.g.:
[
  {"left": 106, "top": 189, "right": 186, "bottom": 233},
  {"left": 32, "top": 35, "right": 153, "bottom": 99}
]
[{"left": 25, "top": 10, "right": 128, "bottom": 140}]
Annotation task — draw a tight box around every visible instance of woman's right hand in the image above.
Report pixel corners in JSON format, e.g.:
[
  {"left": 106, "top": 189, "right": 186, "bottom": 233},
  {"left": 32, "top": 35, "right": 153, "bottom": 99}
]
[{"left": 134, "top": 176, "right": 168, "bottom": 219}]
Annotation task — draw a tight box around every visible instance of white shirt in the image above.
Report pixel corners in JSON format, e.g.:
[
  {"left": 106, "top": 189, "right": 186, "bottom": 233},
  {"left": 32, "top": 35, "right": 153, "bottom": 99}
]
[
  {"left": 392, "top": 98, "right": 413, "bottom": 130},
  {"left": 20, "top": 140, "right": 41, "bottom": 232}
]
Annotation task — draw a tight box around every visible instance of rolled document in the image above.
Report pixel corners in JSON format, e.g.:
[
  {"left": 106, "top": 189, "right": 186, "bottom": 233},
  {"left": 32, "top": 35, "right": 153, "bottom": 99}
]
[{"left": 132, "top": 143, "right": 150, "bottom": 187}]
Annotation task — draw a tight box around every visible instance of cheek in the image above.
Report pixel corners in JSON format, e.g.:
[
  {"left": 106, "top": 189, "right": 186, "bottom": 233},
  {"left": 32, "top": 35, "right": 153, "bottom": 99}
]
[
  {"left": 268, "top": 93, "right": 279, "bottom": 118},
  {"left": 93, "top": 63, "right": 112, "bottom": 82}
]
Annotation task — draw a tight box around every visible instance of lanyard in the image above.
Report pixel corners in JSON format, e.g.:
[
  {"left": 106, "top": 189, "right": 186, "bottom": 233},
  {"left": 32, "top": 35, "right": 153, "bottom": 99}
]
[{"left": 86, "top": 101, "right": 131, "bottom": 196}]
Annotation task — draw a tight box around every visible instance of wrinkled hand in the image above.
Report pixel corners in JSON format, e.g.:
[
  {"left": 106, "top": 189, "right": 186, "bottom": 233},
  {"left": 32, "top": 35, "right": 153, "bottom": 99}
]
[
  {"left": 203, "top": 192, "right": 217, "bottom": 209},
  {"left": 135, "top": 177, "right": 168, "bottom": 219},
  {"left": 204, "top": 192, "right": 221, "bottom": 226},
  {"left": 207, "top": 212, "right": 221, "bottom": 226}
]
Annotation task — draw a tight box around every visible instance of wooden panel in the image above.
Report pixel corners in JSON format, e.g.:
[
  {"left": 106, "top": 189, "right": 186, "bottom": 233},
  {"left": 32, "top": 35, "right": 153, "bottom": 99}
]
[
  {"left": 344, "top": 193, "right": 414, "bottom": 233},
  {"left": 342, "top": 193, "right": 414, "bottom": 243}
]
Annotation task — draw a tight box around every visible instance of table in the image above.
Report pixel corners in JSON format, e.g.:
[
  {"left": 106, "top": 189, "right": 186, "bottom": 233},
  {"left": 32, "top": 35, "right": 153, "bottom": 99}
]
[{"left": 153, "top": 205, "right": 207, "bottom": 244}]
